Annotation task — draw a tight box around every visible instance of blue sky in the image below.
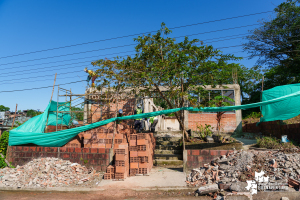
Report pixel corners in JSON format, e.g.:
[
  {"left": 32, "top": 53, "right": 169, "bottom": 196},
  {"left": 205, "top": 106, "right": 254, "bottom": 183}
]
[{"left": 0, "top": 0, "right": 286, "bottom": 111}]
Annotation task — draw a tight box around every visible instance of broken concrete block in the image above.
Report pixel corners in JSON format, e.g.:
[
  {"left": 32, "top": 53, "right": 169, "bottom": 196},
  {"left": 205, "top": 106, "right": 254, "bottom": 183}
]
[
  {"left": 226, "top": 192, "right": 252, "bottom": 200},
  {"left": 197, "top": 183, "right": 218, "bottom": 194},
  {"left": 219, "top": 183, "right": 230, "bottom": 190},
  {"left": 230, "top": 182, "right": 249, "bottom": 192},
  {"left": 281, "top": 197, "right": 289, "bottom": 200},
  {"left": 206, "top": 136, "right": 214, "bottom": 143}
]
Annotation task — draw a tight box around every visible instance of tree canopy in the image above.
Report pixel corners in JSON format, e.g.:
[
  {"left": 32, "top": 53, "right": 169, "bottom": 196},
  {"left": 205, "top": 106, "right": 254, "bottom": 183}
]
[
  {"left": 92, "top": 23, "right": 241, "bottom": 140},
  {"left": 26, "top": 109, "right": 42, "bottom": 117},
  {"left": 0, "top": 105, "right": 10, "bottom": 112},
  {"left": 244, "top": 0, "right": 300, "bottom": 80}
]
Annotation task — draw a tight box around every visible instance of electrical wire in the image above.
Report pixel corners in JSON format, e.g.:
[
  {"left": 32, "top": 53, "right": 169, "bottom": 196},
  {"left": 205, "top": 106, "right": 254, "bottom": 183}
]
[
  {"left": 3, "top": 29, "right": 298, "bottom": 75},
  {"left": 0, "top": 32, "right": 254, "bottom": 75},
  {"left": 0, "top": 10, "right": 273, "bottom": 59},
  {"left": 0, "top": 80, "right": 85, "bottom": 93},
  {"left": 0, "top": 23, "right": 261, "bottom": 66}
]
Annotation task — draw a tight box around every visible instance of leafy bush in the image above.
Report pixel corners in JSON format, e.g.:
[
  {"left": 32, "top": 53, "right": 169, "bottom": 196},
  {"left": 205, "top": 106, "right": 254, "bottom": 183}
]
[
  {"left": 196, "top": 123, "right": 213, "bottom": 140},
  {"left": 0, "top": 157, "right": 7, "bottom": 168},
  {"left": 244, "top": 112, "right": 261, "bottom": 119},
  {"left": 256, "top": 136, "right": 295, "bottom": 149},
  {"left": 0, "top": 131, "right": 9, "bottom": 168},
  {"left": 0, "top": 131, "right": 9, "bottom": 157}
]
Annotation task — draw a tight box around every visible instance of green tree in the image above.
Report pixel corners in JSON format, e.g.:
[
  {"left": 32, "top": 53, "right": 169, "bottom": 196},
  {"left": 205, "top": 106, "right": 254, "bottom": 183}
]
[
  {"left": 92, "top": 23, "right": 240, "bottom": 140},
  {"left": 71, "top": 106, "right": 84, "bottom": 121},
  {"left": 209, "top": 96, "right": 234, "bottom": 135},
  {"left": 26, "top": 109, "right": 42, "bottom": 117},
  {"left": 244, "top": 0, "right": 300, "bottom": 81},
  {"left": 0, "top": 105, "right": 10, "bottom": 112}
]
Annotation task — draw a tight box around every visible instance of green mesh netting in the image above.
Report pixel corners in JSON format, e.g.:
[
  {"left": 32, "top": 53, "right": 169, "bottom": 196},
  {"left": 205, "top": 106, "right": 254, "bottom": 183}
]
[
  {"left": 9, "top": 84, "right": 300, "bottom": 147},
  {"left": 47, "top": 101, "right": 71, "bottom": 126},
  {"left": 260, "top": 83, "right": 300, "bottom": 123}
]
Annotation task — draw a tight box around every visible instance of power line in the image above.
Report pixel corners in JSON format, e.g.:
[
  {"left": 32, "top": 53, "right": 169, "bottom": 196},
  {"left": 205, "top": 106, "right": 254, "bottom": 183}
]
[
  {"left": 0, "top": 69, "right": 85, "bottom": 83},
  {"left": 0, "top": 51, "right": 135, "bottom": 75},
  {"left": 2, "top": 38, "right": 298, "bottom": 82},
  {"left": 0, "top": 51, "right": 135, "bottom": 77},
  {"left": 0, "top": 32, "right": 253, "bottom": 74},
  {"left": 0, "top": 35, "right": 250, "bottom": 77},
  {"left": 0, "top": 23, "right": 261, "bottom": 66},
  {"left": 0, "top": 44, "right": 136, "bottom": 66},
  {"left": 0, "top": 80, "right": 85, "bottom": 93},
  {"left": 2, "top": 52, "right": 299, "bottom": 93},
  {"left": 0, "top": 75, "right": 87, "bottom": 85},
  {"left": 0, "top": 45, "right": 246, "bottom": 82},
  {"left": 2, "top": 50, "right": 298, "bottom": 87},
  {"left": 0, "top": 10, "right": 273, "bottom": 59}
]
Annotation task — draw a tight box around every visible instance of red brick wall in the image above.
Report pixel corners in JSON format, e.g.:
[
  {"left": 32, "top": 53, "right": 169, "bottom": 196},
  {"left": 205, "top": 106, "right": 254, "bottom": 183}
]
[
  {"left": 6, "top": 146, "right": 110, "bottom": 172},
  {"left": 186, "top": 149, "right": 234, "bottom": 171},
  {"left": 243, "top": 121, "right": 300, "bottom": 143},
  {"left": 91, "top": 99, "right": 135, "bottom": 123},
  {"left": 188, "top": 113, "right": 236, "bottom": 132}
]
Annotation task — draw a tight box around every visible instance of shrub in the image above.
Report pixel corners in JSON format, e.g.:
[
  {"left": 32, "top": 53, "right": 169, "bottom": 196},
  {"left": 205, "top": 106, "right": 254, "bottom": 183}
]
[
  {"left": 244, "top": 112, "right": 261, "bottom": 119},
  {"left": 0, "top": 131, "right": 9, "bottom": 157},
  {"left": 196, "top": 123, "right": 213, "bottom": 140},
  {"left": 256, "top": 136, "right": 295, "bottom": 149},
  {"left": 0, "top": 131, "right": 9, "bottom": 168}
]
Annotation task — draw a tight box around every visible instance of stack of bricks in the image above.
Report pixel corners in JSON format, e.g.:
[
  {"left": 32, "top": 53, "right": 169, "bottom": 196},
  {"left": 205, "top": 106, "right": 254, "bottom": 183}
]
[
  {"left": 82, "top": 124, "right": 115, "bottom": 148},
  {"left": 62, "top": 135, "right": 81, "bottom": 148},
  {"left": 103, "top": 165, "right": 115, "bottom": 180},
  {"left": 102, "top": 123, "right": 156, "bottom": 180},
  {"left": 128, "top": 133, "right": 155, "bottom": 176},
  {"left": 114, "top": 142, "right": 129, "bottom": 179},
  {"left": 91, "top": 99, "right": 135, "bottom": 122}
]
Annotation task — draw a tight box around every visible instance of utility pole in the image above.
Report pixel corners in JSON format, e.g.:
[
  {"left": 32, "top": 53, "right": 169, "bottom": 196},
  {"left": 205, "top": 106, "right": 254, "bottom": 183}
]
[
  {"left": 11, "top": 104, "right": 18, "bottom": 129},
  {"left": 262, "top": 76, "right": 264, "bottom": 92},
  {"left": 45, "top": 73, "right": 57, "bottom": 132}
]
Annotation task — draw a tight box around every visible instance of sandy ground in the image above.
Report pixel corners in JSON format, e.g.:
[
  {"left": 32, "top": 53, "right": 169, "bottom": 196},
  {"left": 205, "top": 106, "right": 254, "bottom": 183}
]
[
  {"left": 0, "top": 190, "right": 208, "bottom": 200},
  {"left": 98, "top": 166, "right": 186, "bottom": 189}
]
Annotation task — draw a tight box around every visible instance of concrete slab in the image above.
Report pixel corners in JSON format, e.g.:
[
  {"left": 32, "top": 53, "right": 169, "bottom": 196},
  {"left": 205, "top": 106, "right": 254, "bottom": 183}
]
[
  {"left": 98, "top": 166, "right": 187, "bottom": 189},
  {"left": 233, "top": 137, "right": 257, "bottom": 150}
]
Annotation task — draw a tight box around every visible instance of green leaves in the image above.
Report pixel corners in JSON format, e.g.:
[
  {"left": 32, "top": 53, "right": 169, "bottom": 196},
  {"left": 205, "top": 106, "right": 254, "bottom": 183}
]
[
  {"left": 92, "top": 23, "right": 240, "bottom": 110},
  {"left": 0, "top": 105, "right": 10, "bottom": 112},
  {"left": 208, "top": 95, "right": 234, "bottom": 108},
  {"left": 244, "top": 0, "right": 300, "bottom": 70}
]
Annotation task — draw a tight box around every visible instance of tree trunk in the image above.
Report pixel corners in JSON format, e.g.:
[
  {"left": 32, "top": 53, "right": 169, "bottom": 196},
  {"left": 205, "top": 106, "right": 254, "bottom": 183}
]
[{"left": 153, "top": 83, "right": 190, "bottom": 141}]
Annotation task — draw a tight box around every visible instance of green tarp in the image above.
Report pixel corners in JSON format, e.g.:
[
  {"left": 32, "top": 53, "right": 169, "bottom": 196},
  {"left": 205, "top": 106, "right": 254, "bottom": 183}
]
[
  {"left": 260, "top": 83, "right": 300, "bottom": 123},
  {"left": 47, "top": 101, "right": 71, "bottom": 126},
  {"left": 9, "top": 84, "right": 300, "bottom": 147}
]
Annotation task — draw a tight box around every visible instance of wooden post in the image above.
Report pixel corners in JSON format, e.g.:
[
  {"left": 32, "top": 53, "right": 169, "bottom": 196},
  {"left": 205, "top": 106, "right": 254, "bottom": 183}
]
[
  {"left": 181, "top": 77, "right": 185, "bottom": 151},
  {"left": 45, "top": 73, "right": 57, "bottom": 132},
  {"left": 112, "top": 82, "right": 120, "bottom": 150},
  {"left": 56, "top": 85, "right": 59, "bottom": 132},
  {"left": 262, "top": 76, "right": 264, "bottom": 92},
  {"left": 261, "top": 76, "right": 264, "bottom": 118},
  {"left": 70, "top": 88, "right": 72, "bottom": 128},
  {"left": 11, "top": 104, "right": 18, "bottom": 129}
]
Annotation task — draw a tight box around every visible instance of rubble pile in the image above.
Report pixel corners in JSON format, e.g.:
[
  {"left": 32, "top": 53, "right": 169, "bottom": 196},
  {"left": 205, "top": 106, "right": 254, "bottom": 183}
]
[
  {"left": 187, "top": 149, "right": 300, "bottom": 193},
  {"left": 0, "top": 157, "right": 101, "bottom": 188}
]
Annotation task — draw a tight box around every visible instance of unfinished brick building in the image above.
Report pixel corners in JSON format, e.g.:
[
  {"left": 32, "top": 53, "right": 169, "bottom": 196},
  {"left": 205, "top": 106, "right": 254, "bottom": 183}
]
[{"left": 84, "top": 84, "right": 242, "bottom": 134}]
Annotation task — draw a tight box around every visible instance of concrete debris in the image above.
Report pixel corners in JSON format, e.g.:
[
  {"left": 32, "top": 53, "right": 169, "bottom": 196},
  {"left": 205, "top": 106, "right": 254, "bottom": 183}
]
[
  {"left": 187, "top": 150, "right": 300, "bottom": 194},
  {"left": 197, "top": 183, "right": 218, "bottom": 194},
  {"left": 226, "top": 192, "right": 253, "bottom": 200},
  {"left": 0, "top": 157, "right": 101, "bottom": 188},
  {"left": 230, "top": 182, "right": 248, "bottom": 192}
]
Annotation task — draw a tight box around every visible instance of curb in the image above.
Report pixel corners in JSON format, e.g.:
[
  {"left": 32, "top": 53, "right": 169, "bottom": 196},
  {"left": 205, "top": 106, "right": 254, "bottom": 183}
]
[
  {"left": 0, "top": 186, "right": 102, "bottom": 192},
  {"left": 0, "top": 186, "right": 193, "bottom": 192}
]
